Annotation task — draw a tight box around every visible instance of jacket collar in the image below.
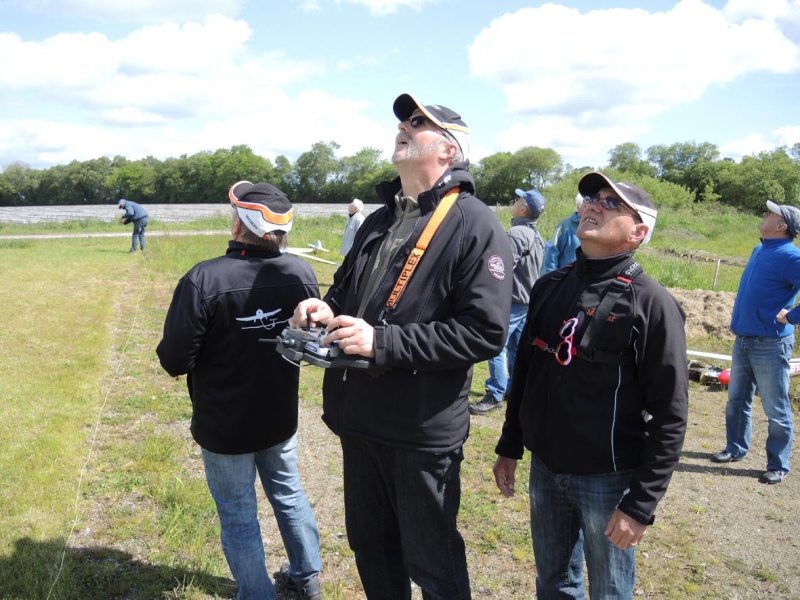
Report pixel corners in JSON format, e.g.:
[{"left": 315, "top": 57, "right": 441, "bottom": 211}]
[
  {"left": 375, "top": 163, "right": 475, "bottom": 215},
  {"left": 574, "top": 248, "right": 637, "bottom": 280},
  {"left": 761, "top": 237, "right": 794, "bottom": 248},
  {"left": 226, "top": 240, "right": 282, "bottom": 258},
  {"left": 511, "top": 216, "right": 538, "bottom": 228}
]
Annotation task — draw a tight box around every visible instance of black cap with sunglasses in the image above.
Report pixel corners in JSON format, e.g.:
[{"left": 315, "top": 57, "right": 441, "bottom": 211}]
[{"left": 393, "top": 93, "right": 471, "bottom": 162}]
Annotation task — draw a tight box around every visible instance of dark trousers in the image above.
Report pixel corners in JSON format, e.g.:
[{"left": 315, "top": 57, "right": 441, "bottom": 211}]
[{"left": 340, "top": 435, "right": 471, "bottom": 600}]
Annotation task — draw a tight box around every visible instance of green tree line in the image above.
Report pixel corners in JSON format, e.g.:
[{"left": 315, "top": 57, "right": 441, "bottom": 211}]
[{"left": 2, "top": 140, "right": 799, "bottom": 215}]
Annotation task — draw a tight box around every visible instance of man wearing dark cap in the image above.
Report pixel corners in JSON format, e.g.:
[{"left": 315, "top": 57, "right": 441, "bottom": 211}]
[
  {"left": 494, "top": 172, "right": 688, "bottom": 598},
  {"left": 711, "top": 200, "right": 800, "bottom": 485},
  {"left": 292, "top": 94, "right": 512, "bottom": 598},
  {"left": 471, "top": 188, "right": 546, "bottom": 416},
  {"left": 157, "top": 181, "right": 323, "bottom": 600}
]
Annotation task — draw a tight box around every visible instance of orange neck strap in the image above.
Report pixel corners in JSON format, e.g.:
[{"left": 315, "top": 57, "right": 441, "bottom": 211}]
[{"left": 385, "top": 188, "right": 460, "bottom": 310}]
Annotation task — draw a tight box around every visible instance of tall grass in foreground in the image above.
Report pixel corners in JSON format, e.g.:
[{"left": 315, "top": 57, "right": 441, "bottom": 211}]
[{"left": 0, "top": 207, "right": 783, "bottom": 598}]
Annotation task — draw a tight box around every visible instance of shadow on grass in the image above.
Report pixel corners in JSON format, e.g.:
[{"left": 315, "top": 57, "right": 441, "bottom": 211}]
[
  {"left": 0, "top": 537, "right": 235, "bottom": 599},
  {"left": 678, "top": 450, "right": 764, "bottom": 479}
]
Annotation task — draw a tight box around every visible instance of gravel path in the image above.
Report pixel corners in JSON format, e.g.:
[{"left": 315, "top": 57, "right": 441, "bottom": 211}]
[{"left": 0, "top": 203, "right": 381, "bottom": 224}]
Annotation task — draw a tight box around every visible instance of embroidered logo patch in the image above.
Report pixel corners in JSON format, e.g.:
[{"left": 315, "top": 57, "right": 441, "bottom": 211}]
[{"left": 487, "top": 254, "right": 505, "bottom": 280}]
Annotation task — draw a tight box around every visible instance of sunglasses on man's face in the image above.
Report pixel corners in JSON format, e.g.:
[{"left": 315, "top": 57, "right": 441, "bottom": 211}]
[
  {"left": 583, "top": 193, "right": 629, "bottom": 211},
  {"left": 407, "top": 114, "right": 456, "bottom": 143},
  {"left": 408, "top": 115, "right": 430, "bottom": 128},
  {"left": 583, "top": 194, "right": 642, "bottom": 224}
]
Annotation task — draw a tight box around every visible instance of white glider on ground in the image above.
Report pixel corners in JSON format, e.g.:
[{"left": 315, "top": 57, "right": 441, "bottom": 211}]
[
  {"left": 687, "top": 350, "right": 800, "bottom": 382},
  {"left": 286, "top": 239, "right": 339, "bottom": 266}
]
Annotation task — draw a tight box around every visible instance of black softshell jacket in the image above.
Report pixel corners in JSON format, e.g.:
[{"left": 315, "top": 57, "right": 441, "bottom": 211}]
[
  {"left": 322, "top": 166, "right": 513, "bottom": 452},
  {"left": 496, "top": 249, "right": 689, "bottom": 524},
  {"left": 157, "top": 242, "right": 320, "bottom": 454}
]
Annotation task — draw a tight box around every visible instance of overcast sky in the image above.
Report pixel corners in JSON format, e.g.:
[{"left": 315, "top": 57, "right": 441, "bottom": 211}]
[{"left": 1, "top": 0, "right": 799, "bottom": 171}]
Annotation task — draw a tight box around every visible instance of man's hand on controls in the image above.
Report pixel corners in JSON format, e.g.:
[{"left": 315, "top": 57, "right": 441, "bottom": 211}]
[
  {"left": 324, "top": 315, "right": 375, "bottom": 358},
  {"left": 291, "top": 298, "right": 334, "bottom": 329},
  {"left": 291, "top": 299, "right": 374, "bottom": 358}
]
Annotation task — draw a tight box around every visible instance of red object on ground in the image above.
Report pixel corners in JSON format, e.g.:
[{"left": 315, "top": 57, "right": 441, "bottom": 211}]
[{"left": 719, "top": 368, "right": 731, "bottom": 386}]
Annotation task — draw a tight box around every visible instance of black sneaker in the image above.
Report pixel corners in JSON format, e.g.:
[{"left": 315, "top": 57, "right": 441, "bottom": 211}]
[
  {"left": 710, "top": 450, "right": 744, "bottom": 463},
  {"left": 469, "top": 394, "right": 503, "bottom": 416},
  {"left": 759, "top": 470, "right": 787, "bottom": 485},
  {"left": 277, "top": 563, "right": 321, "bottom": 599}
]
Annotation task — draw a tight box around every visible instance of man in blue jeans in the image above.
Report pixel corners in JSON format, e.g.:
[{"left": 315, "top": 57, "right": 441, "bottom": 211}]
[
  {"left": 494, "top": 172, "right": 688, "bottom": 598},
  {"left": 711, "top": 200, "right": 800, "bottom": 485},
  {"left": 117, "top": 198, "right": 149, "bottom": 252},
  {"left": 157, "top": 181, "right": 323, "bottom": 599},
  {"left": 470, "top": 188, "right": 546, "bottom": 415}
]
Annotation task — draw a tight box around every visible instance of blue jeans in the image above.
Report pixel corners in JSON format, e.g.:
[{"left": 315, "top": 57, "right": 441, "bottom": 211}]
[
  {"left": 485, "top": 303, "right": 529, "bottom": 401},
  {"left": 132, "top": 217, "right": 148, "bottom": 250},
  {"left": 202, "top": 434, "right": 322, "bottom": 600},
  {"left": 529, "top": 453, "right": 635, "bottom": 599},
  {"left": 340, "top": 435, "right": 471, "bottom": 600},
  {"left": 724, "top": 334, "right": 794, "bottom": 473}
]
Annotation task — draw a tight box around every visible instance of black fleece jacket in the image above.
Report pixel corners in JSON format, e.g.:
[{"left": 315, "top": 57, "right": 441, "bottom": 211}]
[
  {"left": 157, "top": 242, "right": 320, "bottom": 454},
  {"left": 321, "top": 165, "right": 513, "bottom": 452},
  {"left": 496, "top": 249, "right": 688, "bottom": 524}
]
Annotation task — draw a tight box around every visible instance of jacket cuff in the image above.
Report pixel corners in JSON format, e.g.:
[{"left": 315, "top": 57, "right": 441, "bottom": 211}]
[
  {"left": 495, "top": 439, "right": 524, "bottom": 460},
  {"left": 373, "top": 325, "right": 387, "bottom": 367},
  {"left": 617, "top": 500, "right": 655, "bottom": 525}
]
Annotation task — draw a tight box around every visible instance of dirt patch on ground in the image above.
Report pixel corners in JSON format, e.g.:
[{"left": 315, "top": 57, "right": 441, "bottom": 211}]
[{"left": 669, "top": 288, "right": 736, "bottom": 342}]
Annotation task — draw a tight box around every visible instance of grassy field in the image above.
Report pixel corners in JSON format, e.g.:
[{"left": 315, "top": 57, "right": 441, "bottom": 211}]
[{"left": 0, "top": 203, "right": 794, "bottom": 599}]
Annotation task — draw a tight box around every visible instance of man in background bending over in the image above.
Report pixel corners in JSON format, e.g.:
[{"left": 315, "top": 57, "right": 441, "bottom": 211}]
[{"left": 117, "top": 198, "right": 149, "bottom": 253}]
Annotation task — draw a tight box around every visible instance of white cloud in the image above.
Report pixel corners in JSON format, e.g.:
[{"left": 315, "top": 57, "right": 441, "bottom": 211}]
[
  {"left": 0, "top": 118, "right": 122, "bottom": 166},
  {"left": 721, "top": 125, "right": 800, "bottom": 160},
  {"left": 202, "top": 89, "right": 395, "bottom": 161},
  {"left": 0, "top": 18, "right": 321, "bottom": 122},
  {"left": 336, "top": 0, "right": 438, "bottom": 16},
  {"left": 298, "top": 0, "right": 323, "bottom": 13},
  {"left": 723, "top": 0, "right": 800, "bottom": 22},
  {"left": 13, "top": 0, "right": 246, "bottom": 23},
  {"left": 493, "top": 115, "right": 647, "bottom": 169},
  {"left": 295, "top": 0, "right": 440, "bottom": 16},
  {"left": 469, "top": 0, "right": 800, "bottom": 160},
  {"left": 0, "top": 15, "right": 398, "bottom": 167}
]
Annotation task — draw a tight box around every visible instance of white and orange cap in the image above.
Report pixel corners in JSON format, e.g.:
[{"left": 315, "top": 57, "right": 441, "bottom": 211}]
[{"left": 229, "top": 181, "right": 293, "bottom": 238}]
